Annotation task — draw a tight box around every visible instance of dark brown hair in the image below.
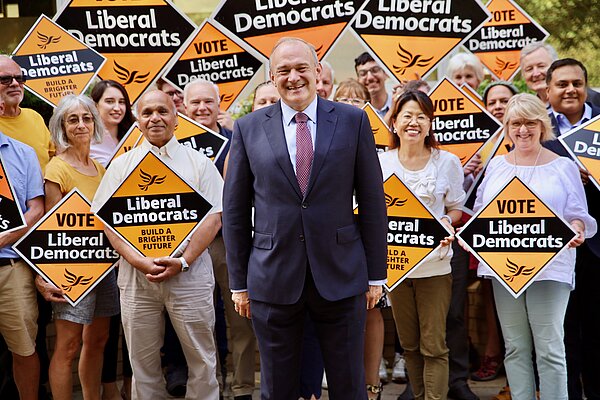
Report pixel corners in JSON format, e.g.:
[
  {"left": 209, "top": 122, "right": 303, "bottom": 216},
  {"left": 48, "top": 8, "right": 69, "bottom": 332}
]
[{"left": 90, "top": 80, "right": 135, "bottom": 140}]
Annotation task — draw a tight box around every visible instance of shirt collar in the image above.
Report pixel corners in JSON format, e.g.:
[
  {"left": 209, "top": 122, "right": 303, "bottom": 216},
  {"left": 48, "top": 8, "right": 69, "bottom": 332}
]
[
  {"left": 281, "top": 96, "right": 318, "bottom": 126},
  {"left": 0, "top": 132, "right": 9, "bottom": 147},
  {"left": 552, "top": 103, "right": 592, "bottom": 128},
  {"left": 376, "top": 93, "right": 392, "bottom": 115},
  {"left": 140, "top": 134, "right": 180, "bottom": 158}
]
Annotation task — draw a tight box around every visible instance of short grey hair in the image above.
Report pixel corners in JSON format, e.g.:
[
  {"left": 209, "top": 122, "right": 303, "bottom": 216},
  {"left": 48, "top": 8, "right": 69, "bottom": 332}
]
[
  {"left": 446, "top": 53, "right": 484, "bottom": 83},
  {"left": 520, "top": 42, "right": 558, "bottom": 63},
  {"left": 321, "top": 60, "right": 335, "bottom": 82},
  {"left": 504, "top": 93, "right": 555, "bottom": 142},
  {"left": 183, "top": 79, "right": 220, "bottom": 106},
  {"left": 269, "top": 37, "right": 319, "bottom": 71},
  {"left": 49, "top": 94, "right": 104, "bottom": 150}
]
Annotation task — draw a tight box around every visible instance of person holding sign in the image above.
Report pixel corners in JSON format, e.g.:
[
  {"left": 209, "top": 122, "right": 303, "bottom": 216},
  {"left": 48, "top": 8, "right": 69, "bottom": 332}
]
[
  {"left": 91, "top": 90, "right": 223, "bottom": 400},
  {"left": 472, "top": 93, "right": 596, "bottom": 400},
  {"left": 223, "top": 37, "right": 387, "bottom": 400},
  {"left": 379, "top": 90, "right": 465, "bottom": 400},
  {"left": 33, "top": 94, "right": 120, "bottom": 400},
  {"left": 0, "top": 99, "right": 45, "bottom": 400}
]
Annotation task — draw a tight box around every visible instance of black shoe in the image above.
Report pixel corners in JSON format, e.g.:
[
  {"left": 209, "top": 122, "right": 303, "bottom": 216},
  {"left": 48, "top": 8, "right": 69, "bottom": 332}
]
[
  {"left": 448, "top": 384, "right": 479, "bottom": 400},
  {"left": 397, "top": 382, "right": 415, "bottom": 400},
  {"left": 234, "top": 396, "right": 253, "bottom": 400},
  {"left": 165, "top": 365, "right": 188, "bottom": 397}
]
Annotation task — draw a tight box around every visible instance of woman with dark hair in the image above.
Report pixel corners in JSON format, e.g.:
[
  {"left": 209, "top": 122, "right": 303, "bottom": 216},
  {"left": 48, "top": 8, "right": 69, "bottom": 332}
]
[
  {"left": 380, "top": 90, "right": 465, "bottom": 400},
  {"left": 89, "top": 80, "right": 135, "bottom": 166}
]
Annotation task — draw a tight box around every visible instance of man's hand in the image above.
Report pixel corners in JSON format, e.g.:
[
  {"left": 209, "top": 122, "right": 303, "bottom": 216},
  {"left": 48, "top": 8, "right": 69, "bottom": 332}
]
[
  {"left": 580, "top": 167, "right": 590, "bottom": 185},
  {"left": 218, "top": 110, "right": 234, "bottom": 132},
  {"left": 366, "top": 285, "right": 383, "bottom": 310},
  {"left": 463, "top": 153, "right": 482, "bottom": 177},
  {"left": 145, "top": 257, "right": 182, "bottom": 283},
  {"left": 232, "top": 291, "right": 251, "bottom": 319},
  {"left": 35, "top": 275, "right": 68, "bottom": 303}
]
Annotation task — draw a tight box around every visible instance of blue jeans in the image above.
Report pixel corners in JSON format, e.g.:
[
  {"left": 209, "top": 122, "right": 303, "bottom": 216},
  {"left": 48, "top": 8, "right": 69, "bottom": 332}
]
[{"left": 492, "top": 279, "right": 570, "bottom": 400}]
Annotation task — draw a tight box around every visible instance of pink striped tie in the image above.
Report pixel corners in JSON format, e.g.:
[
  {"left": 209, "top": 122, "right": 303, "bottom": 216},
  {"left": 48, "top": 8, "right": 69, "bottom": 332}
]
[{"left": 295, "top": 112, "right": 313, "bottom": 195}]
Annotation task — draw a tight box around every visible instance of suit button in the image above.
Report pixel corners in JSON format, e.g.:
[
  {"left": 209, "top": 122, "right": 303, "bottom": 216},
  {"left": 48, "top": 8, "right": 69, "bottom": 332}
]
[
  {"left": 299, "top": 234, "right": 305, "bottom": 242},
  {"left": 301, "top": 203, "right": 308, "bottom": 209}
]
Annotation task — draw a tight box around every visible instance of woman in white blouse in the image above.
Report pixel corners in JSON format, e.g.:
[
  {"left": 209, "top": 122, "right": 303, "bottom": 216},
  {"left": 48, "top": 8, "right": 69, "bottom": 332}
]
[
  {"left": 473, "top": 93, "right": 596, "bottom": 399},
  {"left": 379, "top": 90, "right": 465, "bottom": 400}
]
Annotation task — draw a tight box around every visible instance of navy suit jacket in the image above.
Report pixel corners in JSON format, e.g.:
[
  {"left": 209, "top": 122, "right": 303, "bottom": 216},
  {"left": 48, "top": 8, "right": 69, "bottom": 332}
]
[
  {"left": 545, "top": 103, "right": 600, "bottom": 256},
  {"left": 223, "top": 98, "right": 387, "bottom": 305}
]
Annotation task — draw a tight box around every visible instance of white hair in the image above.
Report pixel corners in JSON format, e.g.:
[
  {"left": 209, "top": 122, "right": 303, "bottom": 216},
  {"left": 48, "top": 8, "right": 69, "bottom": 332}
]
[{"left": 183, "top": 79, "right": 220, "bottom": 106}]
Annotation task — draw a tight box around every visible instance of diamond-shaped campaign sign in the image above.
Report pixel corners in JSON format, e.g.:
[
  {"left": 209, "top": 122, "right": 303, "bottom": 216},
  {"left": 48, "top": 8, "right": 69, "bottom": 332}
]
[
  {"left": 376, "top": 174, "right": 450, "bottom": 291},
  {"left": 0, "top": 153, "right": 26, "bottom": 234},
  {"left": 55, "top": 0, "right": 195, "bottom": 103},
  {"left": 95, "top": 152, "right": 213, "bottom": 258},
  {"left": 559, "top": 115, "right": 600, "bottom": 192},
  {"left": 351, "top": 0, "right": 490, "bottom": 80},
  {"left": 11, "top": 15, "right": 105, "bottom": 107},
  {"left": 466, "top": 0, "right": 549, "bottom": 81},
  {"left": 13, "top": 189, "right": 119, "bottom": 307},
  {"left": 429, "top": 78, "right": 502, "bottom": 166},
  {"left": 457, "top": 177, "right": 575, "bottom": 298},
  {"left": 163, "top": 21, "right": 263, "bottom": 111},
  {"left": 362, "top": 102, "right": 391, "bottom": 153},
  {"left": 106, "top": 125, "right": 144, "bottom": 168},
  {"left": 211, "top": 0, "right": 363, "bottom": 61}
]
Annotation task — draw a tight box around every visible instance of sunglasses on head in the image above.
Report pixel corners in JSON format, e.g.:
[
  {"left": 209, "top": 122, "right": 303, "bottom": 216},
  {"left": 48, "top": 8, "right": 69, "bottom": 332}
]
[{"left": 0, "top": 75, "right": 27, "bottom": 85}]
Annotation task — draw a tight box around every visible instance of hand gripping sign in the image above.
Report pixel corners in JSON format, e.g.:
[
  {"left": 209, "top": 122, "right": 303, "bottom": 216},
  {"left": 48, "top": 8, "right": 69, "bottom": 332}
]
[
  {"left": 13, "top": 189, "right": 119, "bottom": 307},
  {"left": 0, "top": 153, "right": 26, "bottom": 234},
  {"left": 11, "top": 15, "right": 106, "bottom": 107},
  {"left": 457, "top": 177, "right": 576, "bottom": 298},
  {"left": 94, "top": 151, "right": 213, "bottom": 258},
  {"left": 351, "top": 0, "right": 490, "bottom": 81},
  {"left": 559, "top": 115, "right": 600, "bottom": 191},
  {"left": 357, "top": 173, "right": 452, "bottom": 291},
  {"left": 466, "top": 0, "right": 549, "bottom": 81},
  {"left": 55, "top": 0, "right": 195, "bottom": 104}
]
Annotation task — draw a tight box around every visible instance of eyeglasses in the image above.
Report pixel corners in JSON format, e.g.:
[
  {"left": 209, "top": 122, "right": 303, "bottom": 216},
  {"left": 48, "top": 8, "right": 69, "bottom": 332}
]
[
  {"left": 357, "top": 66, "right": 383, "bottom": 78},
  {"left": 399, "top": 114, "right": 430, "bottom": 125},
  {"left": 0, "top": 75, "right": 26, "bottom": 85},
  {"left": 508, "top": 119, "right": 539, "bottom": 130},
  {"left": 335, "top": 97, "right": 366, "bottom": 106},
  {"left": 164, "top": 90, "right": 183, "bottom": 98},
  {"left": 65, "top": 116, "right": 94, "bottom": 126}
]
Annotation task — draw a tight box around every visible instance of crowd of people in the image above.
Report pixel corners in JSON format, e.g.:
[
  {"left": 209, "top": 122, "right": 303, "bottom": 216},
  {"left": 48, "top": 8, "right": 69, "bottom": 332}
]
[{"left": 0, "top": 34, "right": 598, "bottom": 400}]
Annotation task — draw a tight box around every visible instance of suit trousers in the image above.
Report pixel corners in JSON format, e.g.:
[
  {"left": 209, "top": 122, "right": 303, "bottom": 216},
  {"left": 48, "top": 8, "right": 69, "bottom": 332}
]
[
  {"left": 493, "top": 279, "right": 570, "bottom": 400},
  {"left": 389, "top": 274, "right": 452, "bottom": 400},
  {"left": 210, "top": 236, "right": 256, "bottom": 397},
  {"left": 565, "top": 244, "right": 600, "bottom": 400},
  {"left": 118, "top": 253, "right": 219, "bottom": 400},
  {"left": 251, "top": 270, "right": 367, "bottom": 400}
]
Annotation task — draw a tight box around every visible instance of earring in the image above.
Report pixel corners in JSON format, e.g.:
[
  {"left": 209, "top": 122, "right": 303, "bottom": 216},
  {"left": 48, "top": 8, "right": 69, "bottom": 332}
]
[{"left": 393, "top": 128, "right": 397, "bottom": 134}]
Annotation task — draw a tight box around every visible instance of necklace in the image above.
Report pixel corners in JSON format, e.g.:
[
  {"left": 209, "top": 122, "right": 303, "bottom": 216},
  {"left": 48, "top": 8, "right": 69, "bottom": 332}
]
[{"left": 513, "top": 145, "right": 543, "bottom": 185}]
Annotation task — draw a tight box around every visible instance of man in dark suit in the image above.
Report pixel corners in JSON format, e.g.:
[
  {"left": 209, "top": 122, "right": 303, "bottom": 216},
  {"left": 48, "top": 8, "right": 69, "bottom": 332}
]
[
  {"left": 544, "top": 58, "right": 600, "bottom": 400},
  {"left": 223, "top": 37, "right": 387, "bottom": 400}
]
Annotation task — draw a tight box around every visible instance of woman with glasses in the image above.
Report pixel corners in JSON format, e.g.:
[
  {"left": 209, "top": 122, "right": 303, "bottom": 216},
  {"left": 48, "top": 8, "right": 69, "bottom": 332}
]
[
  {"left": 472, "top": 93, "right": 596, "bottom": 399},
  {"left": 35, "top": 95, "right": 120, "bottom": 400},
  {"left": 89, "top": 80, "right": 135, "bottom": 167},
  {"left": 380, "top": 90, "right": 465, "bottom": 400}
]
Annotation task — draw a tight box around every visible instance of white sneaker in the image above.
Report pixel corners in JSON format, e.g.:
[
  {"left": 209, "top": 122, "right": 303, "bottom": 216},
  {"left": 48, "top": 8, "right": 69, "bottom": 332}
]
[
  {"left": 321, "top": 372, "right": 328, "bottom": 390},
  {"left": 379, "top": 358, "right": 388, "bottom": 383},
  {"left": 392, "top": 353, "right": 407, "bottom": 382}
]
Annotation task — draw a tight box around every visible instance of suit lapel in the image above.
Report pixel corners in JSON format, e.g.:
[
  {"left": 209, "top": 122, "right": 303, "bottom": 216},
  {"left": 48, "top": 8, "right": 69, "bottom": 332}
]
[
  {"left": 264, "top": 103, "right": 303, "bottom": 198},
  {"left": 305, "top": 98, "right": 336, "bottom": 197}
]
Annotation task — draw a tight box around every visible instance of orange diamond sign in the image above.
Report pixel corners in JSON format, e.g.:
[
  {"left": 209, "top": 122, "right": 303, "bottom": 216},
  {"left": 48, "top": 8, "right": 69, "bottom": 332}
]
[
  {"left": 457, "top": 177, "right": 575, "bottom": 298},
  {"left": 351, "top": 0, "right": 490, "bottom": 80},
  {"left": 11, "top": 15, "right": 106, "bottom": 107},
  {"left": 94, "top": 152, "right": 213, "bottom": 258},
  {"left": 0, "top": 154, "right": 26, "bottom": 233},
  {"left": 13, "top": 189, "right": 119, "bottom": 306},
  {"left": 362, "top": 102, "right": 391, "bottom": 152},
  {"left": 466, "top": 0, "right": 549, "bottom": 81},
  {"left": 559, "top": 116, "right": 600, "bottom": 192},
  {"left": 55, "top": 0, "right": 195, "bottom": 103}
]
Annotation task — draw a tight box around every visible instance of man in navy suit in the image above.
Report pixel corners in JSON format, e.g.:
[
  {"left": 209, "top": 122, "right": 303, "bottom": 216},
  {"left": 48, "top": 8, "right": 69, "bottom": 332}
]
[
  {"left": 544, "top": 58, "right": 600, "bottom": 400},
  {"left": 223, "top": 37, "right": 387, "bottom": 400}
]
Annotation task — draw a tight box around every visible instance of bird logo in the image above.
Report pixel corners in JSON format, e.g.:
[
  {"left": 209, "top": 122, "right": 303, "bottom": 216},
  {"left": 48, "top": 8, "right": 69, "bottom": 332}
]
[
  {"left": 37, "top": 31, "right": 61, "bottom": 49},
  {"left": 61, "top": 269, "right": 93, "bottom": 292},
  {"left": 494, "top": 57, "right": 517, "bottom": 77},
  {"left": 314, "top": 44, "right": 324, "bottom": 58},
  {"left": 138, "top": 169, "right": 166, "bottom": 191},
  {"left": 503, "top": 258, "right": 535, "bottom": 283},
  {"left": 220, "top": 93, "right": 234, "bottom": 104},
  {"left": 392, "top": 44, "right": 433, "bottom": 76},
  {"left": 113, "top": 61, "right": 150, "bottom": 86},
  {"left": 385, "top": 193, "right": 407, "bottom": 207}
]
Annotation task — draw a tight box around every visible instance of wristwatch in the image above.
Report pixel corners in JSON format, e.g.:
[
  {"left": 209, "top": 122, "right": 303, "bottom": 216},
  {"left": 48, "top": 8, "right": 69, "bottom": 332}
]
[{"left": 179, "top": 257, "right": 189, "bottom": 272}]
